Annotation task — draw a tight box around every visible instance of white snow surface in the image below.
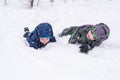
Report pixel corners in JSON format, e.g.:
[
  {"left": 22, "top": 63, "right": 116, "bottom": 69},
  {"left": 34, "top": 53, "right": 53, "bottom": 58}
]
[{"left": 0, "top": 0, "right": 120, "bottom": 80}]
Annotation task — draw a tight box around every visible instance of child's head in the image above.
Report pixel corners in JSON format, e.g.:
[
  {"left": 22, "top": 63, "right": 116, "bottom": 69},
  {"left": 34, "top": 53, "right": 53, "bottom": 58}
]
[
  {"left": 37, "top": 23, "right": 53, "bottom": 38},
  {"left": 37, "top": 23, "right": 54, "bottom": 44},
  {"left": 87, "top": 23, "right": 110, "bottom": 41}
]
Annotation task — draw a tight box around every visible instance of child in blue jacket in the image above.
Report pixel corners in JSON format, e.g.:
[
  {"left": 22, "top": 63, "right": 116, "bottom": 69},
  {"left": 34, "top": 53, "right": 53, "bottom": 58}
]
[{"left": 23, "top": 23, "right": 56, "bottom": 49}]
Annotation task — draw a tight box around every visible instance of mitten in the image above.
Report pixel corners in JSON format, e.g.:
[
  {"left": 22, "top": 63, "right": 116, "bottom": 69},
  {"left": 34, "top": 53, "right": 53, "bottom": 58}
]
[{"left": 79, "top": 44, "right": 90, "bottom": 54}]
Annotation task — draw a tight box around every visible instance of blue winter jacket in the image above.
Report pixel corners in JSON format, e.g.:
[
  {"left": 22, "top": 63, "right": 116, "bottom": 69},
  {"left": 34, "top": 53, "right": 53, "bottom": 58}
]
[{"left": 26, "top": 23, "right": 56, "bottom": 49}]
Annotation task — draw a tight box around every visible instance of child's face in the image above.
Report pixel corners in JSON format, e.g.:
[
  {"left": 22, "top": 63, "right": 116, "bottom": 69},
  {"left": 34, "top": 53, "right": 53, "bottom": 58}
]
[
  {"left": 86, "top": 30, "right": 95, "bottom": 41},
  {"left": 40, "top": 38, "right": 50, "bottom": 45}
]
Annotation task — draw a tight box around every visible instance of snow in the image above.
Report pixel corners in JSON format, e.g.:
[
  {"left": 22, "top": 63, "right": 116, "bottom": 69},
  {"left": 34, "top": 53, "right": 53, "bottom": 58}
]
[{"left": 0, "top": 0, "right": 120, "bottom": 80}]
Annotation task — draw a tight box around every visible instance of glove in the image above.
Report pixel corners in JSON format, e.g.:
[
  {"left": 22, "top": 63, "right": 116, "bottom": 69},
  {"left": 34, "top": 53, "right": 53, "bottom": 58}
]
[
  {"left": 79, "top": 44, "right": 90, "bottom": 54},
  {"left": 38, "top": 43, "right": 44, "bottom": 49}
]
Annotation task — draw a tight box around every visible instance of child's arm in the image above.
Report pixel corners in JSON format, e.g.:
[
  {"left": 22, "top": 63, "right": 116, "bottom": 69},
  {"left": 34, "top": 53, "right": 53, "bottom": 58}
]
[{"left": 59, "top": 27, "right": 79, "bottom": 37}]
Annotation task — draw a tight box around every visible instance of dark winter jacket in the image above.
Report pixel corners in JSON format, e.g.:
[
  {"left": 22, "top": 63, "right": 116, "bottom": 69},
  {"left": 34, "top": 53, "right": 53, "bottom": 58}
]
[
  {"left": 26, "top": 23, "right": 56, "bottom": 49},
  {"left": 60, "top": 23, "right": 110, "bottom": 52}
]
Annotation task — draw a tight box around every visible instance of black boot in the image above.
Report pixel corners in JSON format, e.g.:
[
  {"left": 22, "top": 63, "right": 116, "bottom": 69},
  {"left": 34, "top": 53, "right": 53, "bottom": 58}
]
[
  {"left": 24, "top": 27, "right": 29, "bottom": 32},
  {"left": 23, "top": 27, "right": 30, "bottom": 38}
]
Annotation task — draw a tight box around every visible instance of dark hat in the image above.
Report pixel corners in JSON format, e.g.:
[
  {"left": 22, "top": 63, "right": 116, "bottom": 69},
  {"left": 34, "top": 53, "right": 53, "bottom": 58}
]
[{"left": 91, "top": 23, "right": 110, "bottom": 41}]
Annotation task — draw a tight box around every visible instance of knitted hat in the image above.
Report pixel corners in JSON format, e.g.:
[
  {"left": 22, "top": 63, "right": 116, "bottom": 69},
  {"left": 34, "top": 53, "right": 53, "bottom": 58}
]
[{"left": 92, "top": 23, "right": 110, "bottom": 41}]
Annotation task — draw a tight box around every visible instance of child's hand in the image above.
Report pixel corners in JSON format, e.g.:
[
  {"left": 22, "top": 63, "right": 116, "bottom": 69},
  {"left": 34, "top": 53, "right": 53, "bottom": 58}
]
[{"left": 79, "top": 44, "right": 89, "bottom": 54}]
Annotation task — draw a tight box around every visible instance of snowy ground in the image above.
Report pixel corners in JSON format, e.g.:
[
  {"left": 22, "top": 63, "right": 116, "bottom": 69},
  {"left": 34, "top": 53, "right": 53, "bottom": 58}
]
[{"left": 0, "top": 0, "right": 120, "bottom": 80}]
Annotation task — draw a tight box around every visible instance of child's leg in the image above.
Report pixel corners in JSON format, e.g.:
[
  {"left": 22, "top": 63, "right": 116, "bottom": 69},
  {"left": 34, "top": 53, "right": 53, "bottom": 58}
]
[
  {"left": 23, "top": 32, "right": 30, "bottom": 38},
  {"left": 23, "top": 27, "right": 30, "bottom": 38}
]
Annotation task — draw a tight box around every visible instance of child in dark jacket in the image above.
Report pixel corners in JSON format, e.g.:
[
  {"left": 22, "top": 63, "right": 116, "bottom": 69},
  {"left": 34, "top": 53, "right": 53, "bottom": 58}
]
[
  {"left": 59, "top": 23, "right": 110, "bottom": 54},
  {"left": 23, "top": 22, "right": 56, "bottom": 49}
]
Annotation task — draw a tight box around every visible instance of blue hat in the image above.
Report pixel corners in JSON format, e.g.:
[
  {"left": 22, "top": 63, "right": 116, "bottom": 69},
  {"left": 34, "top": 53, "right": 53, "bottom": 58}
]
[{"left": 37, "top": 23, "right": 54, "bottom": 38}]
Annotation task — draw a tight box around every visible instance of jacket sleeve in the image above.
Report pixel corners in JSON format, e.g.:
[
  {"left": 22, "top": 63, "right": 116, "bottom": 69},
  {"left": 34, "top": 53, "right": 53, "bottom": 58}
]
[
  {"left": 59, "top": 26, "right": 79, "bottom": 37},
  {"left": 78, "top": 25, "right": 94, "bottom": 34}
]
